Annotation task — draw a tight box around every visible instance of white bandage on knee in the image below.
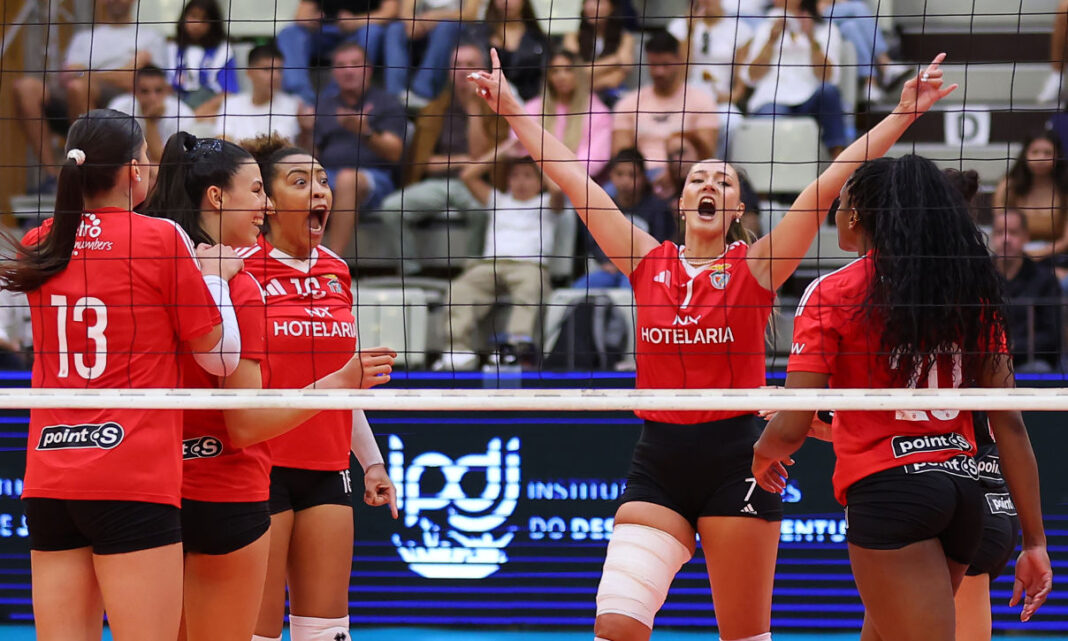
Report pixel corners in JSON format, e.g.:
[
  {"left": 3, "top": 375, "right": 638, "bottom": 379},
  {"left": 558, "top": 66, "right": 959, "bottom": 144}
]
[
  {"left": 723, "top": 634, "right": 771, "bottom": 641},
  {"left": 595, "top": 523, "right": 692, "bottom": 629},
  {"left": 251, "top": 635, "right": 282, "bottom": 641},
  {"left": 288, "top": 615, "right": 350, "bottom": 641},
  {"left": 194, "top": 274, "right": 241, "bottom": 376}
]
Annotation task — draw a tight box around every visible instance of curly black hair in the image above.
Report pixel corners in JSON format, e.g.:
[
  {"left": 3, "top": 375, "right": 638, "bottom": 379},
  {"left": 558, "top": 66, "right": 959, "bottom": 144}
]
[{"left": 846, "top": 154, "right": 1009, "bottom": 386}]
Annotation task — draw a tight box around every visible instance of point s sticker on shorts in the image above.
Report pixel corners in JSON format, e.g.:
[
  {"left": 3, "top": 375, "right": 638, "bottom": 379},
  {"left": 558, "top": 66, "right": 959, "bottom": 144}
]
[
  {"left": 891, "top": 432, "right": 972, "bottom": 458},
  {"left": 182, "top": 436, "right": 224, "bottom": 460},
  {"left": 36, "top": 422, "right": 124, "bottom": 451}
]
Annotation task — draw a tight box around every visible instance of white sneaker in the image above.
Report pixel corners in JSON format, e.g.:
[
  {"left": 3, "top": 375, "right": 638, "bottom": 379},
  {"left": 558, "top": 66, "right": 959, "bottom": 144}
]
[
  {"left": 860, "top": 77, "right": 885, "bottom": 104},
  {"left": 1038, "top": 71, "right": 1064, "bottom": 104},
  {"left": 398, "top": 88, "right": 432, "bottom": 112},
  {"left": 880, "top": 63, "right": 912, "bottom": 89},
  {"left": 431, "top": 351, "right": 478, "bottom": 371}
]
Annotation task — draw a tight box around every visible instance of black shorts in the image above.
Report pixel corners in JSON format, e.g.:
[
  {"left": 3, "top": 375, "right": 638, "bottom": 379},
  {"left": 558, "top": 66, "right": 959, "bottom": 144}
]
[
  {"left": 845, "top": 457, "right": 985, "bottom": 565},
  {"left": 620, "top": 415, "right": 783, "bottom": 528},
  {"left": 268, "top": 466, "right": 353, "bottom": 514},
  {"left": 24, "top": 498, "right": 182, "bottom": 555},
  {"left": 966, "top": 490, "right": 1020, "bottom": 577},
  {"left": 181, "top": 499, "right": 270, "bottom": 555}
]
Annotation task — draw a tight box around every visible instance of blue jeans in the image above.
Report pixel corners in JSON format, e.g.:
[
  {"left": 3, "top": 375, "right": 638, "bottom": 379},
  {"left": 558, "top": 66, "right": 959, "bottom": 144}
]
[
  {"left": 823, "top": 1, "right": 889, "bottom": 79},
  {"left": 277, "top": 22, "right": 389, "bottom": 104},
  {"left": 384, "top": 20, "right": 462, "bottom": 98},
  {"left": 752, "top": 83, "right": 850, "bottom": 150},
  {"left": 573, "top": 268, "right": 630, "bottom": 289}
]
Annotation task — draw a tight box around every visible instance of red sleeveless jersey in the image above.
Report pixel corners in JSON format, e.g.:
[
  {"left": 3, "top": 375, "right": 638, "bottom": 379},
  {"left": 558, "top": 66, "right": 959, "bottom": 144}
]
[
  {"left": 180, "top": 272, "right": 271, "bottom": 502},
  {"left": 239, "top": 237, "right": 356, "bottom": 471},
  {"left": 22, "top": 209, "right": 220, "bottom": 506},
  {"left": 629, "top": 241, "right": 775, "bottom": 424},
  {"left": 788, "top": 255, "right": 984, "bottom": 505}
]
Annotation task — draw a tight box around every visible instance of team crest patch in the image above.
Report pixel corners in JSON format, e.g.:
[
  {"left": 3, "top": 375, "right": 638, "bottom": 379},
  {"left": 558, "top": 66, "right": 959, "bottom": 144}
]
[
  {"left": 325, "top": 274, "right": 344, "bottom": 294},
  {"left": 709, "top": 263, "right": 731, "bottom": 290}
]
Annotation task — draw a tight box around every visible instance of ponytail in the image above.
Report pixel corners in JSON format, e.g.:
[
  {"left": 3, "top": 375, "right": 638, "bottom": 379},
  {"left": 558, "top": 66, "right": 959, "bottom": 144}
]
[
  {"left": 0, "top": 109, "right": 142, "bottom": 292},
  {"left": 142, "top": 131, "right": 252, "bottom": 244}
]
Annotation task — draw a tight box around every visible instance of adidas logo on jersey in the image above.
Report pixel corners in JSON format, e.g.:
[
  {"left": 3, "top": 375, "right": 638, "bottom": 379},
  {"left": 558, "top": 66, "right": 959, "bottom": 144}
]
[
  {"left": 653, "top": 270, "right": 671, "bottom": 286},
  {"left": 741, "top": 503, "right": 757, "bottom": 515}
]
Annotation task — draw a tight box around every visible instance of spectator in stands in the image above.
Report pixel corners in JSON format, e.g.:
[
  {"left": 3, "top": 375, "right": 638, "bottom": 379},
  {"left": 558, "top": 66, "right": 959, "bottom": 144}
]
[
  {"left": 469, "top": 0, "right": 550, "bottom": 101},
  {"left": 434, "top": 156, "right": 566, "bottom": 371},
  {"left": 817, "top": 0, "right": 910, "bottom": 102},
  {"left": 276, "top": 0, "right": 399, "bottom": 105},
  {"left": 385, "top": 0, "right": 464, "bottom": 106},
  {"left": 312, "top": 42, "right": 407, "bottom": 257},
  {"left": 612, "top": 30, "right": 720, "bottom": 175},
  {"left": 212, "top": 43, "right": 304, "bottom": 144},
  {"left": 667, "top": 0, "right": 754, "bottom": 109},
  {"left": 166, "top": 0, "right": 238, "bottom": 113},
  {"left": 373, "top": 43, "right": 508, "bottom": 274},
  {"left": 993, "top": 131, "right": 1068, "bottom": 261},
  {"left": 12, "top": 0, "right": 166, "bottom": 192},
  {"left": 561, "top": 0, "right": 635, "bottom": 107},
  {"left": 0, "top": 289, "right": 31, "bottom": 371},
  {"left": 1039, "top": 0, "right": 1068, "bottom": 104},
  {"left": 575, "top": 148, "right": 675, "bottom": 288},
  {"left": 521, "top": 48, "right": 613, "bottom": 179},
  {"left": 107, "top": 66, "right": 195, "bottom": 164},
  {"left": 990, "top": 209, "right": 1063, "bottom": 372},
  {"left": 745, "top": 0, "right": 849, "bottom": 156}
]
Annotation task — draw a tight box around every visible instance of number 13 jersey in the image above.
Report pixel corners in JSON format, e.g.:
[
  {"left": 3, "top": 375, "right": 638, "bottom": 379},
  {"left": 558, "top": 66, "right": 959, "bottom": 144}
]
[{"left": 22, "top": 209, "right": 221, "bottom": 506}]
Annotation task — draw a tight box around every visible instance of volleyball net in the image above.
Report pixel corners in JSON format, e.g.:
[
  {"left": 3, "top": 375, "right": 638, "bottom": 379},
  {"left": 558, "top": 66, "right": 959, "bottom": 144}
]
[{"left": 0, "top": 0, "right": 1064, "bottom": 377}]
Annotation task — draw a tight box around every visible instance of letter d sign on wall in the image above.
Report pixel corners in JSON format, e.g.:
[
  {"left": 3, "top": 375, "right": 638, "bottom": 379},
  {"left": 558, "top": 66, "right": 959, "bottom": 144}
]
[{"left": 944, "top": 109, "right": 991, "bottom": 147}]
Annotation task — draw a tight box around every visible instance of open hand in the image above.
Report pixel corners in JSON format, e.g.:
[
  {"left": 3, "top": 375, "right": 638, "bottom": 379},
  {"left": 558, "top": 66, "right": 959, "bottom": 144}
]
[{"left": 1012, "top": 546, "right": 1053, "bottom": 622}]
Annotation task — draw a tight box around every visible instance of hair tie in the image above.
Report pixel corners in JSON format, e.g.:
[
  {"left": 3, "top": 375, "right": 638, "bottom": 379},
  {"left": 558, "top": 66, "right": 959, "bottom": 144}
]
[{"left": 66, "top": 149, "right": 86, "bottom": 166}]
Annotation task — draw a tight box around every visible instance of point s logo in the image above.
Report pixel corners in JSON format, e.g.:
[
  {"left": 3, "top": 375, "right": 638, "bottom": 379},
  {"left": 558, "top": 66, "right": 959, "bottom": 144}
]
[
  {"left": 36, "top": 422, "right": 124, "bottom": 450},
  {"left": 388, "top": 435, "right": 520, "bottom": 579}
]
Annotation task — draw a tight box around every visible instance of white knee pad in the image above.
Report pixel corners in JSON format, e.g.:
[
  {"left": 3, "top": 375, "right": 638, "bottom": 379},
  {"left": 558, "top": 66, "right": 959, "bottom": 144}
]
[
  {"left": 723, "top": 634, "right": 771, "bottom": 641},
  {"left": 289, "top": 615, "right": 350, "bottom": 641},
  {"left": 252, "top": 636, "right": 282, "bottom": 641},
  {"left": 595, "top": 523, "right": 692, "bottom": 628}
]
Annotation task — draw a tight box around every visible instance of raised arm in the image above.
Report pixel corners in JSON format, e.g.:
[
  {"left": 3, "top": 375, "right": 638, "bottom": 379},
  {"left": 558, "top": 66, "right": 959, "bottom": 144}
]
[
  {"left": 468, "top": 49, "right": 659, "bottom": 275},
  {"left": 747, "top": 54, "right": 959, "bottom": 291}
]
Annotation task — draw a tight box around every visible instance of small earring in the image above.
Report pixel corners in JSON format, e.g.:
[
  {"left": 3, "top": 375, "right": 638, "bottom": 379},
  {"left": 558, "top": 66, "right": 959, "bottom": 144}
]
[{"left": 135, "top": 175, "right": 142, "bottom": 182}]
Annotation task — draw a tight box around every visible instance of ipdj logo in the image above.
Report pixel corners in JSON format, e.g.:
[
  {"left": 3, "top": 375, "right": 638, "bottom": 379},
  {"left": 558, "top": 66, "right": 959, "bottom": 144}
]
[{"left": 388, "top": 435, "right": 520, "bottom": 579}]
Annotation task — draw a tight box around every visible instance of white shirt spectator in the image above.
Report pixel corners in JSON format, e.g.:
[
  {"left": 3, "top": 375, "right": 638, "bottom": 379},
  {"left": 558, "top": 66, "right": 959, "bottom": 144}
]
[
  {"left": 212, "top": 92, "right": 302, "bottom": 142},
  {"left": 0, "top": 289, "right": 31, "bottom": 351},
  {"left": 668, "top": 16, "right": 754, "bottom": 99},
  {"left": 106, "top": 93, "right": 196, "bottom": 143},
  {"left": 483, "top": 191, "right": 557, "bottom": 262},
  {"left": 65, "top": 24, "right": 167, "bottom": 71},
  {"left": 745, "top": 12, "right": 843, "bottom": 111}
]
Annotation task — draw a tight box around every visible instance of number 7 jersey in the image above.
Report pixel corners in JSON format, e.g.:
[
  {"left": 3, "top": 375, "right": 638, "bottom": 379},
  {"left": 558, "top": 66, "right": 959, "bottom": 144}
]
[
  {"left": 788, "top": 254, "right": 982, "bottom": 505},
  {"left": 22, "top": 209, "right": 221, "bottom": 506}
]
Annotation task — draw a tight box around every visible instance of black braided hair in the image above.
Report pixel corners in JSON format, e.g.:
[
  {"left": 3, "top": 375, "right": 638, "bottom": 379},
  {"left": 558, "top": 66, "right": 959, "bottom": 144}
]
[{"left": 845, "top": 154, "right": 1010, "bottom": 386}]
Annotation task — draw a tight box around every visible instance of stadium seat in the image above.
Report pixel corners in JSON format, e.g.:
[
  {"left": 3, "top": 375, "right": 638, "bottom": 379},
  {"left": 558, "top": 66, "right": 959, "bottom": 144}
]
[
  {"left": 352, "top": 286, "right": 430, "bottom": 368},
  {"left": 541, "top": 288, "right": 637, "bottom": 361},
  {"left": 892, "top": 0, "right": 1059, "bottom": 28},
  {"left": 135, "top": 0, "right": 300, "bottom": 39},
  {"left": 729, "top": 118, "right": 822, "bottom": 196}
]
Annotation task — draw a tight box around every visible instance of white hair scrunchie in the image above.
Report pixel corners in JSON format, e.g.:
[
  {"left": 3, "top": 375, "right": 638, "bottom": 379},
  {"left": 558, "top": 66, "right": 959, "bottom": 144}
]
[{"left": 66, "top": 149, "right": 86, "bottom": 166}]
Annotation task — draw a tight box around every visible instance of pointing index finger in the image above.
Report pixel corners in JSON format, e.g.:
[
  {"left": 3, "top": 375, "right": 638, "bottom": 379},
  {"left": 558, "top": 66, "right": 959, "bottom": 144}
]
[
  {"left": 490, "top": 47, "right": 501, "bottom": 72},
  {"left": 924, "top": 52, "right": 947, "bottom": 76}
]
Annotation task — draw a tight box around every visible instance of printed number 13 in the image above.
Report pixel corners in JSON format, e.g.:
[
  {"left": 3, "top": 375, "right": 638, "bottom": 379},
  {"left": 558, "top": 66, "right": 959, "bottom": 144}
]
[{"left": 51, "top": 295, "right": 108, "bottom": 379}]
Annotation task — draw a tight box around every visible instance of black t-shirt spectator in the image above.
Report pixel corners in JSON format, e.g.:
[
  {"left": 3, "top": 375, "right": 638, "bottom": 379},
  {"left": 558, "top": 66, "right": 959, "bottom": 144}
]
[
  {"left": 313, "top": 87, "right": 407, "bottom": 173},
  {"left": 1004, "top": 257, "right": 1062, "bottom": 369},
  {"left": 585, "top": 192, "right": 675, "bottom": 264},
  {"left": 497, "top": 32, "right": 549, "bottom": 101},
  {"left": 314, "top": 0, "right": 381, "bottom": 19}
]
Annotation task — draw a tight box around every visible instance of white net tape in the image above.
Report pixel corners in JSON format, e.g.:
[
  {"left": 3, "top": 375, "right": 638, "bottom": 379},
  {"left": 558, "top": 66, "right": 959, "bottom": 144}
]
[{"left": 4, "top": 387, "right": 1066, "bottom": 411}]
